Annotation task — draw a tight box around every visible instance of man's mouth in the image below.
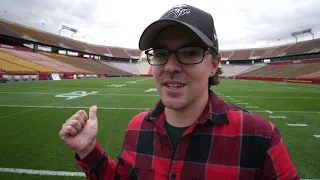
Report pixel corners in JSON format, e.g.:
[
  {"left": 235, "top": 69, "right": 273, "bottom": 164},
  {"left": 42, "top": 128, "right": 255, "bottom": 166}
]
[{"left": 165, "top": 83, "right": 185, "bottom": 89}]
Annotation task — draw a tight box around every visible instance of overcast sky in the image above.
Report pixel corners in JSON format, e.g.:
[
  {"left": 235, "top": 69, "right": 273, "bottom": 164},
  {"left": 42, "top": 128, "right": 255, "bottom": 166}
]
[{"left": 0, "top": 0, "right": 319, "bottom": 50}]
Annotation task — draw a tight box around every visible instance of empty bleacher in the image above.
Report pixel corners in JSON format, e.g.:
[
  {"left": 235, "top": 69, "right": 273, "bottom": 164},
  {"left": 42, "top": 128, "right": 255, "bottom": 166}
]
[
  {"left": 42, "top": 52, "right": 132, "bottom": 76},
  {"left": 92, "top": 45, "right": 113, "bottom": 56},
  {"left": 270, "top": 63, "right": 320, "bottom": 78},
  {"left": 228, "top": 49, "right": 252, "bottom": 60},
  {"left": 260, "top": 44, "right": 291, "bottom": 58},
  {"left": 298, "top": 71, "right": 320, "bottom": 79},
  {"left": 125, "top": 49, "right": 141, "bottom": 59},
  {"left": 0, "top": 59, "right": 35, "bottom": 72},
  {"left": 137, "top": 59, "right": 151, "bottom": 75},
  {"left": 0, "top": 48, "right": 89, "bottom": 73},
  {"left": 0, "top": 21, "right": 22, "bottom": 39},
  {"left": 108, "top": 47, "right": 131, "bottom": 59},
  {"left": 250, "top": 49, "right": 268, "bottom": 59},
  {"left": 219, "top": 51, "right": 233, "bottom": 60},
  {"left": 284, "top": 39, "right": 320, "bottom": 55},
  {"left": 238, "top": 63, "right": 320, "bottom": 79},
  {"left": 102, "top": 61, "right": 140, "bottom": 75},
  {"left": 221, "top": 65, "right": 264, "bottom": 77},
  {"left": 75, "top": 41, "right": 103, "bottom": 54},
  {"left": 0, "top": 50, "right": 59, "bottom": 72},
  {"left": 0, "top": 20, "right": 59, "bottom": 46}
]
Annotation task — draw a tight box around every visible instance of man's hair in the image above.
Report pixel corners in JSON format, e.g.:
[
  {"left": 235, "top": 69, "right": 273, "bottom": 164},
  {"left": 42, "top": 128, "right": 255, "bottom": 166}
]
[{"left": 208, "top": 52, "right": 223, "bottom": 87}]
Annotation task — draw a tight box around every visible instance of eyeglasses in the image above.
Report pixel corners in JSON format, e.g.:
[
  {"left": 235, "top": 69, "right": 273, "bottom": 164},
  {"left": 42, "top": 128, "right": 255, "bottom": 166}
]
[{"left": 145, "top": 46, "right": 214, "bottom": 66}]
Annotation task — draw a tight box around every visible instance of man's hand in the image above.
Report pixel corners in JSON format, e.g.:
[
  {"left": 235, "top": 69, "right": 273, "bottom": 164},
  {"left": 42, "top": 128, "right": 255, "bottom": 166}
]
[{"left": 59, "top": 105, "right": 98, "bottom": 159}]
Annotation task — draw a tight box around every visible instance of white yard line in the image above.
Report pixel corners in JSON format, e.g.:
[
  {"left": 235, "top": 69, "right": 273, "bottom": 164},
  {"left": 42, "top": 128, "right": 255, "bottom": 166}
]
[
  {"left": 269, "top": 116, "right": 287, "bottom": 119},
  {"left": 231, "top": 100, "right": 241, "bottom": 102},
  {"left": 0, "top": 87, "right": 48, "bottom": 92},
  {"left": 0, "top": 105, "right": 149, "bottom": 110},
  {"left": 313, "top": 135, "right": 320, "bottom": 138},
  {"left": 255, "top": 110, "right": 320, "bottom": 114},
  {"left": 0, "top": 167, "right": 85, "bottom": 177},
  {"left": 287, "top": 124, "right": 308, "bottom": 127},
  {"left": 1, "top": 105, "right": 319, "bottom": 114},
  {"left": 0, "top": 92, "right": 159, "bottom": 97},
  {"left": 2, "top": 91, "right": 317, "bottom": 99},
  {"left": 0, "top": 108, "right": 39, "bottom": 119},
  {"left": 217, "top": 90, "right": 320, "bottom": 93},
  {"left": 0, "top": 167, "right": 318, "bottom": 179},
  {"left": 245, "top": 106, "right": 259, "bottom": 109},
  {"left": 237, "top": 103, "right": 249, "bottom": 105}
]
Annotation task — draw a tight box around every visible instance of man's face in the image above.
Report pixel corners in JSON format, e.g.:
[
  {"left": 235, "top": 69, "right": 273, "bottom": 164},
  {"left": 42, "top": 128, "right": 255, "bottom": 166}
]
[{"left": 151, "top": 26, "right": 220, "bottom": 110}]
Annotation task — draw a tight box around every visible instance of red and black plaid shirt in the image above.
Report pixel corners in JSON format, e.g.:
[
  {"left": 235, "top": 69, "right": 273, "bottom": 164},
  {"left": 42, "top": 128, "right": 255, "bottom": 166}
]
[{"left": 75, "top": 90, "right": 299, "bottom": 180}]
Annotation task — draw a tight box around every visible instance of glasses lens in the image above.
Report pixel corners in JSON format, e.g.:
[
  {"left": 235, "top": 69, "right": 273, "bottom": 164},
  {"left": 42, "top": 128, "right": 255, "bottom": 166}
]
[
  {"left": 177, "top": 47, "right": 204, "bottom": 64},
  {"left": 147, "top": 49, "right": 169, "bottom": 65}
]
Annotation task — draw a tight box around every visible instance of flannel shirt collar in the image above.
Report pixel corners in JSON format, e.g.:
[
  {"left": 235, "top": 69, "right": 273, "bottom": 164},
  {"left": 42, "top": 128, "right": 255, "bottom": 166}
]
[{"left": 144, "top": 89, "right": 230, "bottom": 125}]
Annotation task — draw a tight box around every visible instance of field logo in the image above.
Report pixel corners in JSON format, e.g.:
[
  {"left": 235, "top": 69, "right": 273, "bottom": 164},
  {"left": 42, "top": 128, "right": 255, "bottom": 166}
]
[{"left": 55, "top": 91, "right": 97, "bottom": 100}]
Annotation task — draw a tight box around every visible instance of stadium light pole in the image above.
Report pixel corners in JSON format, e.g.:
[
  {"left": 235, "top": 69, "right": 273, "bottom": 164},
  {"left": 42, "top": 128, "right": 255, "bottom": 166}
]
[
  {"left": 291, "top": 28, "right": 313, "bottom": 43},
  {"left": 59, "top": 25, "right": 78, "bottom": 39}
]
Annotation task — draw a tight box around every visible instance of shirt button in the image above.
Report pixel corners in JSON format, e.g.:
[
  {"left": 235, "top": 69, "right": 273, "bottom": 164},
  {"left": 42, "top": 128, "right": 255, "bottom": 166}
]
[{"left": 170, "top": 173, "right": 176, "bottom": 179}]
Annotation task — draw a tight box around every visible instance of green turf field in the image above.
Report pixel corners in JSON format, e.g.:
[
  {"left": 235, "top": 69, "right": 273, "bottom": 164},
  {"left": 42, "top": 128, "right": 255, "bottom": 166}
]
[{"left": 0, "top": 77, "right": 319, "bottom": 179}]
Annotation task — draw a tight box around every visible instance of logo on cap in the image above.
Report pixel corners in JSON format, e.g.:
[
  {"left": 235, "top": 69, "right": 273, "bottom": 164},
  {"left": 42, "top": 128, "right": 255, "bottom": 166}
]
[
  {"left": 214, "top": 33, "right": 217, "bottom": 41},
  {"left": 165, "top": 4, "right": 191, "bottom": 19}
]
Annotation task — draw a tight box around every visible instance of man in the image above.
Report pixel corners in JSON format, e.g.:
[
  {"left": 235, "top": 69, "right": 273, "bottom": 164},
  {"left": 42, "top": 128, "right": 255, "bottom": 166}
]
[{"left": 59, "top": 4, "right": 299, "bottom": 180}]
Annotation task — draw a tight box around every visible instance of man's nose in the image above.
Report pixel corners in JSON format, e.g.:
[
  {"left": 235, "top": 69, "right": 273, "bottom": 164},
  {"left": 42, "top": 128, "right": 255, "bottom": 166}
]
[{"left": 163, "top": 53, "right": 182, "bottom": 73}]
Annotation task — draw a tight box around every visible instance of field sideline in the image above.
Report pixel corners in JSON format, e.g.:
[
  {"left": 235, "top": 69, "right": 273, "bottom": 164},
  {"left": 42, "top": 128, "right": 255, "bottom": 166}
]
[{"left": 0, "top": 77, "right": 319, "bottom": 179}]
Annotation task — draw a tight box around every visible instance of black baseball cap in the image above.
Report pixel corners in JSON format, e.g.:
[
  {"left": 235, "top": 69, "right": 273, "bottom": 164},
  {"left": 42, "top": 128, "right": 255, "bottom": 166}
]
[{"left": 138, "top": 4, "right": 219, "bottom": 53}]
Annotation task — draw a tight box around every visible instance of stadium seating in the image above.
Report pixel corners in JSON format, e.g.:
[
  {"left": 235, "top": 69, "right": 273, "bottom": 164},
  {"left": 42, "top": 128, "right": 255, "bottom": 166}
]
[
  {"left": 228, "top": 49, "right": 252, "bottom": 60},
  {"left": 270, "top": 63, "right": 320, "bottom": 78},
  {"left": 1, "top": 19, "right": 319, "bottom": 82},
  {"left": 238, "top": 63, "right": 320, "bottom": 79},
  {"left": 0, "top": 21, "right": 22, "bottom": 39},
  {"left": 0, "top": 50, "right": 59, "bottom": 72},
  {"left": 125, "top": 49, "right": 141, "bottom": 59},
  {"left": 42, "top": 52, "right": 132, "bottom": 76},
  {"left": 108, "top": 47, "right": 131, "bottom": 59},
  {"left": 219, "top": 51, "right": 233, "bottom": 60},
  {"left": 260, "top": 44, "right": 292, "bottom": 58},
  {"left": 0, "top": 20, "right": 59, "bottom": 46},
  {"left": 0, "top": 48, "right": 89, "bottom": 73},
  {"left": 298, "top": 71, "right": 320, "bottom": 79},
  {"left": 91, "top": 45, "right": 113, "bottom": 56},
  {"left": 103, "top": 61, "right": 140, "bottom": 75},
  {"left": 283, "top": 39, "right": 320, "bottom": 56},
  {"left": 250, "top": 49, "right": 268, "bottom": 59},
  {"left": 221, "top": 65, "right": 264, "bottom": 77},
  {"left": 74, "top": 41, "right": 103, "bottom": 54},
  {"left": 137, "top": 59, "right": 151, "bottom": 75},
  {"left": 0, "top": 59, "right": 35, "bottom": 72}
]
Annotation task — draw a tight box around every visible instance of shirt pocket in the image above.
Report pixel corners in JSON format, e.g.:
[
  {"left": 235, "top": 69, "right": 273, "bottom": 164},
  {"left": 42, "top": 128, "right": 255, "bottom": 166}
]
[{"left": 129, "top": 166, "right": 155, "bottom": 180}]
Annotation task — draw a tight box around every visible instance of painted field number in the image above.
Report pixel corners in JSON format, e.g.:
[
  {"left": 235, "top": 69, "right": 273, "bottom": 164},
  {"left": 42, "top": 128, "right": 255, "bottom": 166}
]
[
  {"left": 144, "top": 88, "right": 157, "bottom": 92},
  {"left": 55, "top": 91, "right": 97, "bottom": 100}
]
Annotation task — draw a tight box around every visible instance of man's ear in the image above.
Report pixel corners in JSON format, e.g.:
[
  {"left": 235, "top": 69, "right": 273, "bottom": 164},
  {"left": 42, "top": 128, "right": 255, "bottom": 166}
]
[{"left": 210, "top": 54, "right": 221, "bottom": 76}]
